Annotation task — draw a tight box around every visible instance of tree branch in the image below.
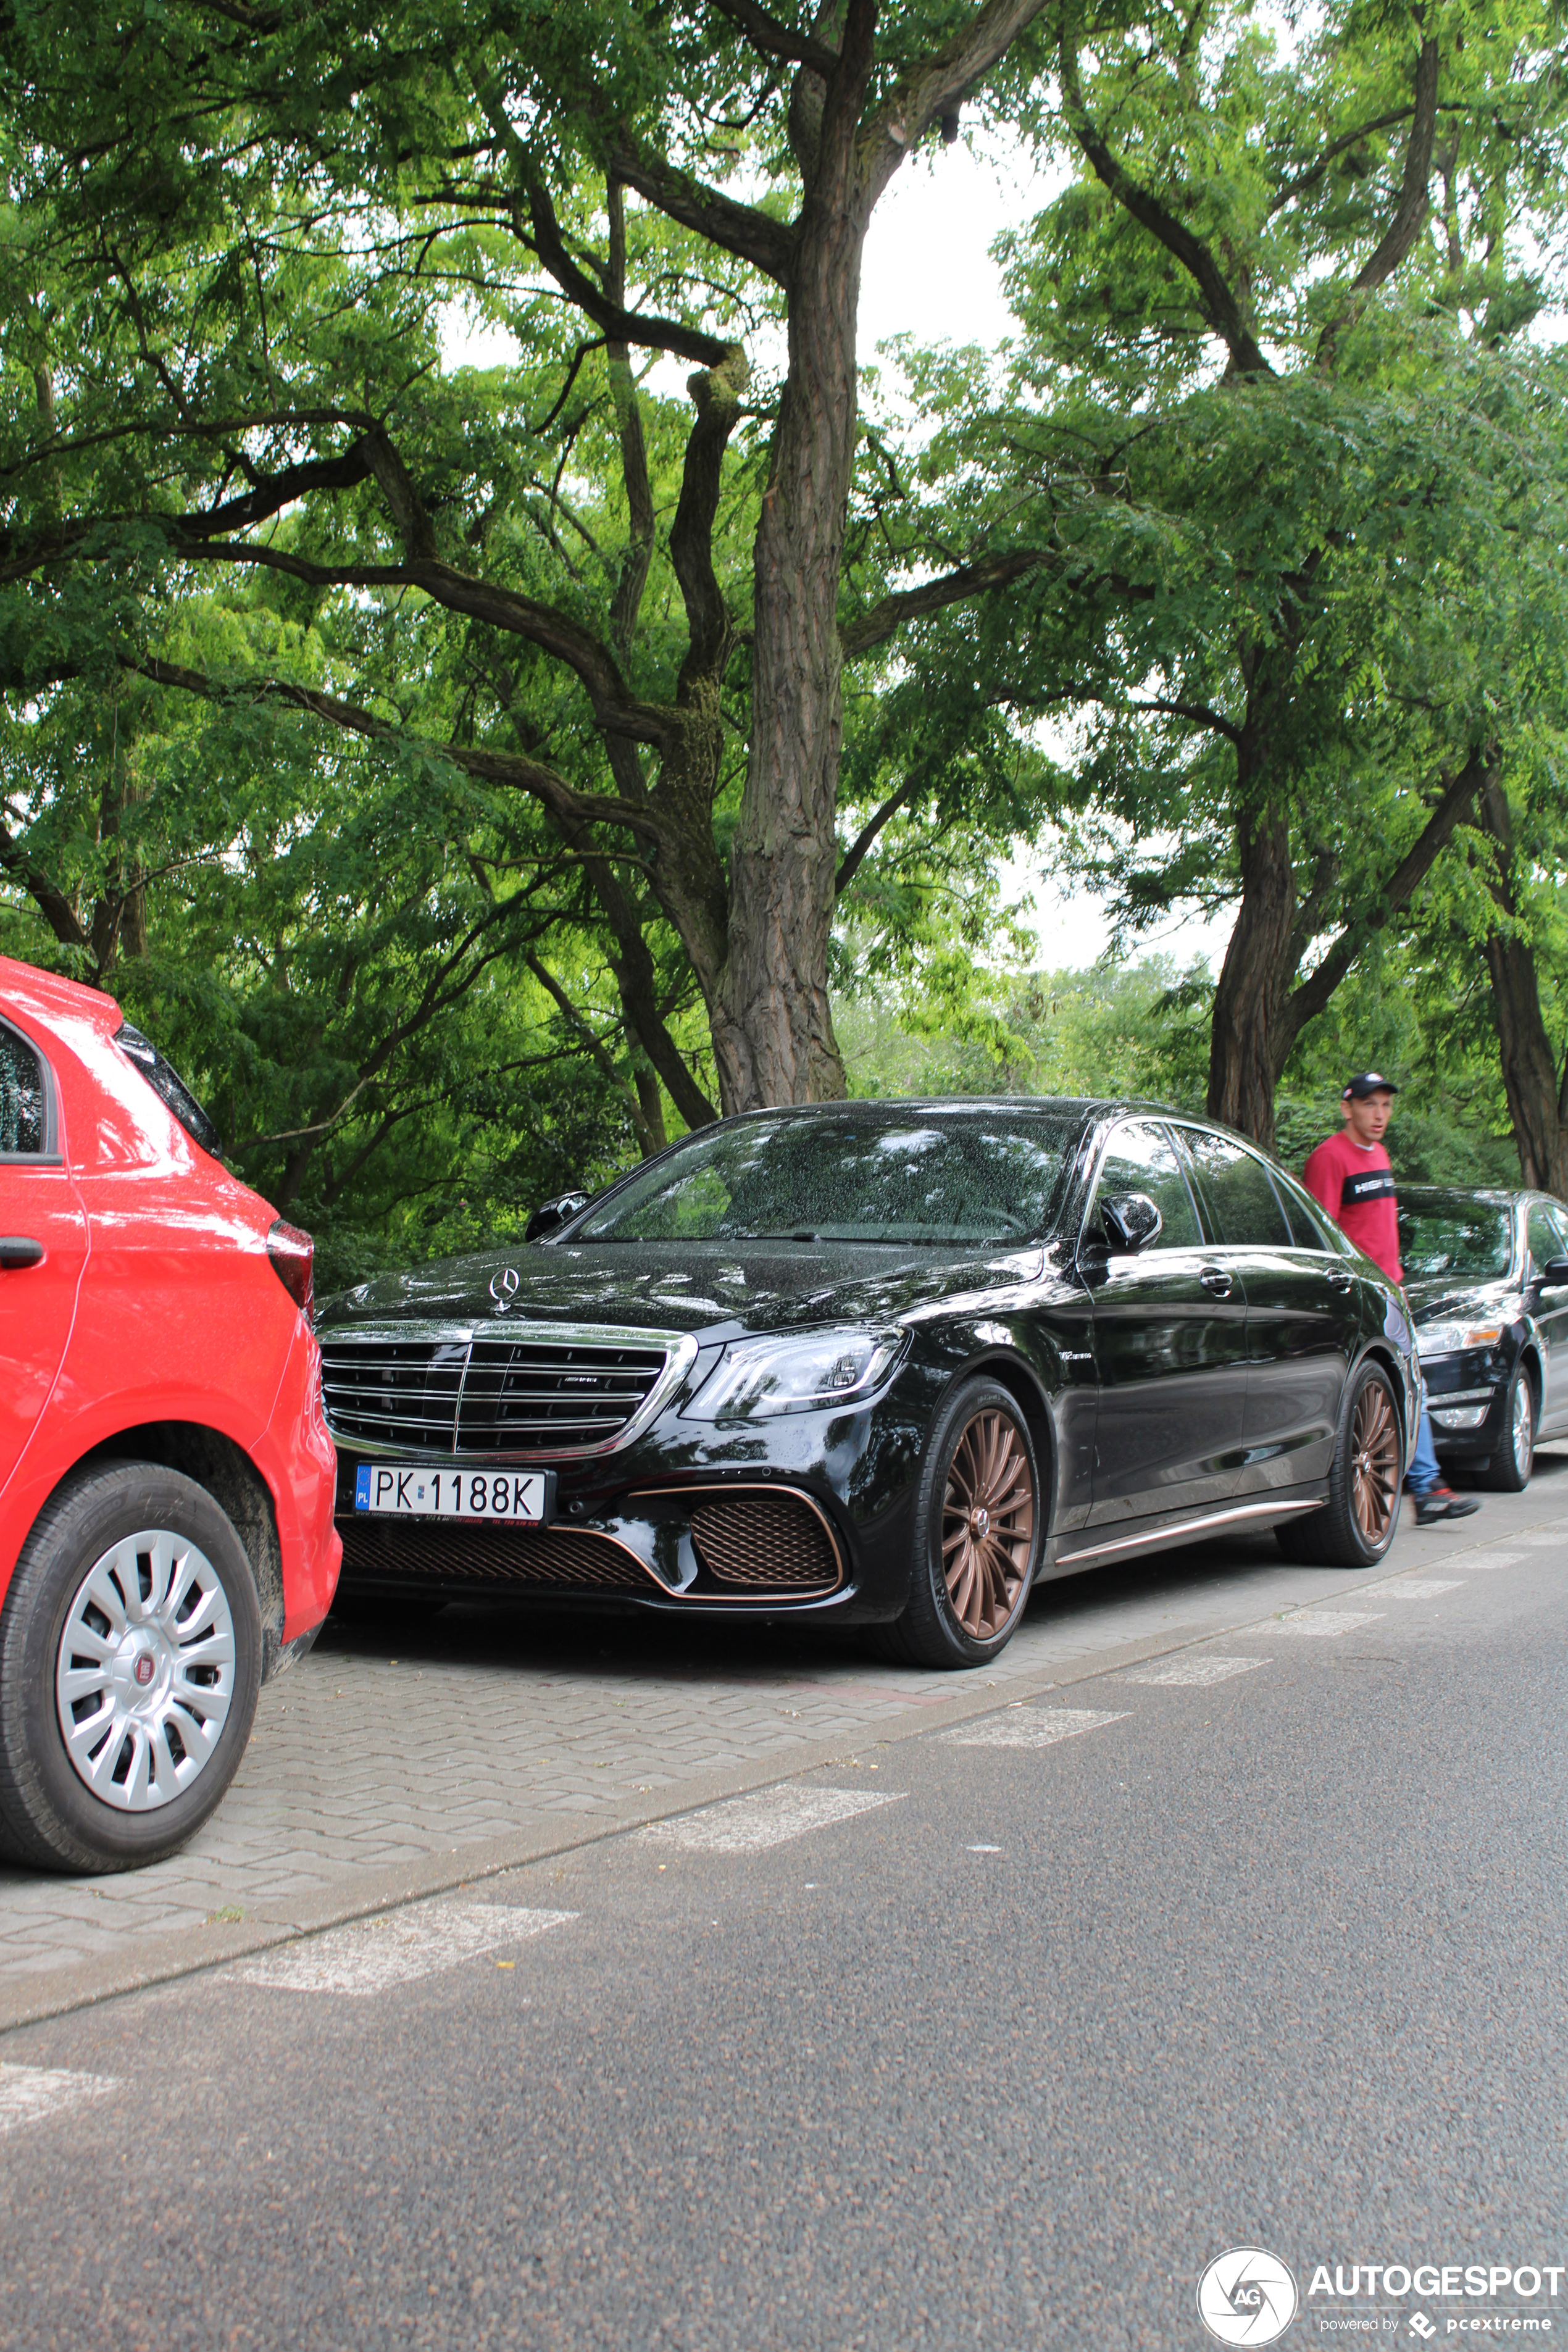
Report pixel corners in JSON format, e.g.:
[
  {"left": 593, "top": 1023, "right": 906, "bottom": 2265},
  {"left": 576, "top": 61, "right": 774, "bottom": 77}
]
[
  {"left": 835, "top": 767, "right": 928, "bottom": 894},
  {"left": 864, "top": 0, "right": 1055, "bottom": 194},
  {"left": 130, "top": 655, "right": 668, "bottom": 846},
  {"left": 1279, "top": 746, "right": 1488, "bottom": 1054},
  {"left": 607, "top": 131, "right": 795, "bottom": 286},
  {"left": 1315, "top": 36, "right": 1440, "bottom": 362},
  {"left": 1268, "top": 106, "right": 1416, "bottom": 215},
  {"left": 525, "top": 948, "right": 658, "bottom": 1158},
  {"left": 159, "top": 540, "right": 671, "bottom": 746},
  {"left": 706, "top": 0, "right": 842, "bottom": 77},
  {"left": 473, "top": 81, "right": 738, "bottom": 357},
  {"left": 840, "top": 547, "right": 1051, "bottom": 658},
  {"left": 1056, "top": 30, "right": 1275, "bottom": 378},
  {"left": 0, "top": 817, "right": 92, "bottom": 961}
]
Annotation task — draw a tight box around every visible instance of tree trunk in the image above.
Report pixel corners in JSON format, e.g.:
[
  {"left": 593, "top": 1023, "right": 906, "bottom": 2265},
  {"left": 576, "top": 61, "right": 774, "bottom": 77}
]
[
  {"left": 1478, "top": 778, "right": 1568, "bottom": 1197},
  {"left": 1206, "top": 799, "right": 1296, "bottom": 1149},
  {"left": 712, "top": 41, "right": 873, "bottom": 1112}
]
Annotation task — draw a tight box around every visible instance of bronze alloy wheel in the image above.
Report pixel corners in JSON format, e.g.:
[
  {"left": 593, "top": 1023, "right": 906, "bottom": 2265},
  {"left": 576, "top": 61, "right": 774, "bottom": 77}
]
[
  {"left": 941, "top": 1408, "right": 1036, "bottom": 1642},
  {"left": 1350, "top": 1377, "right": 1401, "bottom": 1545}
]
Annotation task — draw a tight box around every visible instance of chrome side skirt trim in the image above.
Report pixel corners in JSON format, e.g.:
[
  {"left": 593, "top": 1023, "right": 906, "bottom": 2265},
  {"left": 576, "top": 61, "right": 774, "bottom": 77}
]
[{"left": 1054, "top": 1495, "right": 1324, "bottom": 1567}]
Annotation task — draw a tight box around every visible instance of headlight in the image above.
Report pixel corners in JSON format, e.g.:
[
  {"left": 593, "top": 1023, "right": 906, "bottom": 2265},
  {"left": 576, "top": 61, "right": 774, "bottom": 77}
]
[
  {"left": 686, "top": 1327, "right": 905, "bottom": 1419},
  {"left": 1417, "top": 1319, "right": 1507, "bottom": 1359}
]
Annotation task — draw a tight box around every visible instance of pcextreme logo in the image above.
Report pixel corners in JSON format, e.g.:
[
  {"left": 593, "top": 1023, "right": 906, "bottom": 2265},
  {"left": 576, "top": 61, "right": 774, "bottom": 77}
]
[{"left": 1198, "top": 2249, "right": 1301, "bottom": 2346}]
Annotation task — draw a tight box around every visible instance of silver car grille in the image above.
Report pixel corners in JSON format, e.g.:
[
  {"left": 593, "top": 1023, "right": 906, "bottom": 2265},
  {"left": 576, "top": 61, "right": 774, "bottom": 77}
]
[{"left": 319, "top": 1324, "right": 691, "bottom": 1457}]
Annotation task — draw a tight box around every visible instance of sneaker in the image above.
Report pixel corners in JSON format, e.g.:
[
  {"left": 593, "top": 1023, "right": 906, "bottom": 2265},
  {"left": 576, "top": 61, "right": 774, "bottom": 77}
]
[{"left": 1412, "top": 1487, "right": 1482, "bottom": 1527}]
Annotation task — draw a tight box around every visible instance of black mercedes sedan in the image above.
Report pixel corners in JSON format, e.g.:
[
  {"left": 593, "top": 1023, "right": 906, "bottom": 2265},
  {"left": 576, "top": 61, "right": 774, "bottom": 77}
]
[
  {"left": 1399, "top": 1183, "right": 1568, "bottom": 1491},
  {"left": 317, "top": 1100, "right": 1420, "bottom": 1669}
]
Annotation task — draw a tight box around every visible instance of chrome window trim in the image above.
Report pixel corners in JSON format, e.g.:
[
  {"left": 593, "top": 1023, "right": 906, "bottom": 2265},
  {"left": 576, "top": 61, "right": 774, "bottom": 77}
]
[{"left": 320, "top": 1320, "right": 701, "bottom": 1461}]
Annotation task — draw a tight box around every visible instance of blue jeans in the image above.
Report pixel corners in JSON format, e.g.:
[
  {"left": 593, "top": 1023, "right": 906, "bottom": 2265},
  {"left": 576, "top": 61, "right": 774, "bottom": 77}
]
[{"left": 1406, "top": 1396, "right": 1442, "bottom": 1496}]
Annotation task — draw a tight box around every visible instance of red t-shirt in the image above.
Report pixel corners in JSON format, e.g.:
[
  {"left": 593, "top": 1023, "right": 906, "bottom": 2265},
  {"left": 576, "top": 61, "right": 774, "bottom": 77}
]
[{"left": 1303, "top": 1130, "right": 1402, "bottom": 1283}]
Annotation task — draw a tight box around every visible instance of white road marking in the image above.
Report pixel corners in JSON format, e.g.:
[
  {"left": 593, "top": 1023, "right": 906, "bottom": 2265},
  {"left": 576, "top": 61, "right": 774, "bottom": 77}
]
[
  {"left": 0, "top": 2061, "right": 119, "bottom": 2137},
  {"left": 1511, "top": 1531, "right": 1566, "bottom": 1549},
  {"left": 943, "top": 1706, "right": 1128, "bottom": 1748},
  {"left": 1269, "top": 1609, "right": 1385, "bottom": 1637},
  {"left": 233, "top": 1901, "right": 575, "bottom": 1996},
  {"left": 642, "top": 1783, "right": 903, "bottom": 1854},
  {"left": 1120, "top": 1654, "right": 1270, "bottom": 1686},
  {"left": 1367, "top": 1579, "right": 1464, "bottom": 1599},
  {"left": 1449, "top": 1551, "right": 1523, "bottom": 1569}
]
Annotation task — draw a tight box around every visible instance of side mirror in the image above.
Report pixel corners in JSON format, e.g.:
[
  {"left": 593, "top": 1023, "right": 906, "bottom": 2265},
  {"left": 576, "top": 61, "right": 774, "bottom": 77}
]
[
  {"left": 525, "top": 1190, "right": 591, "bottom": 1243},
  {"left": 1101, "top": 1191, "right": 1163, "bottom": 1254},
  {"left": 1541, "top": 1256, "right": 1568, "bottom": 1287}
]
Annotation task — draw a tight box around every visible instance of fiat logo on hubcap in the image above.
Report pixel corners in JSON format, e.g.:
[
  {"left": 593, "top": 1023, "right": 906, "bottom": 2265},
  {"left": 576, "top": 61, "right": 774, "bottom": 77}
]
[{"left": 134, "top": 1654, "right": 155, "bottom": 1687}]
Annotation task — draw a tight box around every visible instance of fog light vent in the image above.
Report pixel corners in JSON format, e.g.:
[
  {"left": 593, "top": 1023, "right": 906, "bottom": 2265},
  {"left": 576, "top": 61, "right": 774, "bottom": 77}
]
[{"left": 689, "top": 1493, "right": 842, "bottom": 1593}]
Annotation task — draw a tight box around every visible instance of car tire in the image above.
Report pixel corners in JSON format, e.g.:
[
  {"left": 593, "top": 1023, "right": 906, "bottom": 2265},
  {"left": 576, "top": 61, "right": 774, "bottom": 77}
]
[
  {"left": 0, "top": 1462, "right": 262, "bottom": 1873},
  {"left": 1274, "top": 1362, "right": 1403, "bottom": 1569},
  {"left": 871, "top": 1378, "right": 1043, "bottom": 1669},
  {"left": 1480, "top": 1366, "right": 1535, "bottom": 1492}
]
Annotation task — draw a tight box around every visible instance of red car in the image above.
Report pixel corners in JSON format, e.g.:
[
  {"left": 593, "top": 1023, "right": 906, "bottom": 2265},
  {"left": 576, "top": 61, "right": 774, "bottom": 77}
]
[{"left": 0, "top": 956, "right": 340, "bottom": 1871}]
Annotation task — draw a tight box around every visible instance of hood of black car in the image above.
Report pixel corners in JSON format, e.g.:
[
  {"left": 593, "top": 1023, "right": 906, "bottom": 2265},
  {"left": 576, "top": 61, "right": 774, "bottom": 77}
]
[
  {"left": 318, "top": 1237, "right": 1062, "bottom": 1344},
  {"left": 1404, "top": 1274, "right": 1516, "bottom": 1324}
]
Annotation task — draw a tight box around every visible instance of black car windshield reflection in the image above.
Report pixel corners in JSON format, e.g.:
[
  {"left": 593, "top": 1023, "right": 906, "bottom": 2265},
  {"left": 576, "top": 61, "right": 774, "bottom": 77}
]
[
  {"left": 1398, "top": 1204, "right": 1513, "bottom": 1280},
  {"left": 576, "top": 1107, "right": 1083, "bottom": 1246}
]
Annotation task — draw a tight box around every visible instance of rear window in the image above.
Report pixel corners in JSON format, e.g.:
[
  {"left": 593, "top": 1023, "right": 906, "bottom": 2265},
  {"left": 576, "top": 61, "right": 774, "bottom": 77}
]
[{"left": 114, "top": 1024, "right": 223, "bottom": 1161}]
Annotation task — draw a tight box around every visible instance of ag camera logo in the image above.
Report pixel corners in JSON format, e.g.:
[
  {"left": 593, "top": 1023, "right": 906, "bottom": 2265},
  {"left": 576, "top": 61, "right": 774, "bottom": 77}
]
[{"left": 1198, "top": 2248, "right": 1299, "bottom": 2346}]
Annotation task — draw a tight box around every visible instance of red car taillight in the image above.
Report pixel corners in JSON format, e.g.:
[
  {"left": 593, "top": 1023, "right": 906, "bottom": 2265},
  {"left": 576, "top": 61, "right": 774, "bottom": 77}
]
[{"left": 267, "top": 1219, "right": 314, "bottom": 1320}]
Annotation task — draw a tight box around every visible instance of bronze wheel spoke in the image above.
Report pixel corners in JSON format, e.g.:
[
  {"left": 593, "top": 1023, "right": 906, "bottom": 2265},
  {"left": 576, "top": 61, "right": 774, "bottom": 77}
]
[
  {"left": 940, "top": 1405, "right": 1037, "bottom": 1644},
  {"left": 1349, "top": 1378, "right": 1398, "bottom": 1545}
]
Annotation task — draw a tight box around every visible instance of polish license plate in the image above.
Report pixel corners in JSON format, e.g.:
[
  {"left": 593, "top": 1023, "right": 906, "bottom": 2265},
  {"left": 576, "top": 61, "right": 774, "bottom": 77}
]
[{"left": 353, "top": 1464, "right": 554, "bottom": 1523}]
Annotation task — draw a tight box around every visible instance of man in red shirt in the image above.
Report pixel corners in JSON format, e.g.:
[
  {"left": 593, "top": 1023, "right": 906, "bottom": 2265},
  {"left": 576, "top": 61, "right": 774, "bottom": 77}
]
[{"left": 1304, "top": 1073, "right": 1480, "bottom": 1527}]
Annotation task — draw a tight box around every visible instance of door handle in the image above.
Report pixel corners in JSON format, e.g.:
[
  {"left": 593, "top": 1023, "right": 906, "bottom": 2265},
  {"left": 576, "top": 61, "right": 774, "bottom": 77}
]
[
  {"left": 1199, "top": 1267, "right": 1233, "bottom": 1298},
  {"left": 1325, "top": 1269, "right": 1354, "bottom": 1292},
  {"left": 0, "top": 1236, "right": 43, "bottom": 1270}
]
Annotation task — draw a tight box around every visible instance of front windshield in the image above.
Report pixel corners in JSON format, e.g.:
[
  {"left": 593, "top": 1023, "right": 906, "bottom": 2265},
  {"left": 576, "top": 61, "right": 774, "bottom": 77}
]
[
  {"left": 1398, "top": 1203, "right": 1512, "bottom": 1280},
  {"left": 577, "top": 1109, "right": 1084, "bottom": 1246}
]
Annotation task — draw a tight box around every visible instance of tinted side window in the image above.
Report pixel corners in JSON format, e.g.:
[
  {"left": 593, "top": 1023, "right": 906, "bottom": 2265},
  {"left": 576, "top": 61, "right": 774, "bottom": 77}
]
[
  {"left": 1186, "top": 1133, "right": 1292, "bottom": 1248},
  {"left": 1272, "top": 1167, "right": 1341, "bottom": 1252},
  {"left": 1092, "top": 1122, "right": 1201, "bottom": 1250},
  {"left": 0, "top": 1022, "right": 46, "bottom": 1157},
  {"left": 1526, "top": 1204, "right": 1565, "bottom": 1278}
]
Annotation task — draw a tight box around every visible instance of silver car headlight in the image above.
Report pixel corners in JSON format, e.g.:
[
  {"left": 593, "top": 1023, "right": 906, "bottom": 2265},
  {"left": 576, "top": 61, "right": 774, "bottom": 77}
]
[
  {"left": 1417, "top": 1311, "right": 1512, "bottom": 1361},
  {"left": 686, "top": 1327, "right": 906, "bottom": 1420}
]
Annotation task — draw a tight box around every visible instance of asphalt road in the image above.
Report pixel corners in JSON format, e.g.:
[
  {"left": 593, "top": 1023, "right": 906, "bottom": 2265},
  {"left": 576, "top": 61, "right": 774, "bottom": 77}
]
[{"left": 2, "top": 1509, "right": 1566, "bottom": 2350}]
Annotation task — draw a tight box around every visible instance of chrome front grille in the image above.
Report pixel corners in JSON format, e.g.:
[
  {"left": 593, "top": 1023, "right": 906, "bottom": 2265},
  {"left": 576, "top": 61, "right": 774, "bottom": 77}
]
[
  {"left": 459, "top": 1337, "right": 667, "bottom": 1449},
  {"left": 320, "top": 1338, "right": 469, "bottom": 1451},
  {"left": 320, "top": 1322, "right": 690, "bottom": 1459}
]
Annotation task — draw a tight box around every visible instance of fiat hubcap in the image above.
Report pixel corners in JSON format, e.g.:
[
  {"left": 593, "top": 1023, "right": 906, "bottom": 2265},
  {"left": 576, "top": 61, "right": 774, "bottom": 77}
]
[{"left": 55, "top": 1530, "right": 236, "bottom": 1812}]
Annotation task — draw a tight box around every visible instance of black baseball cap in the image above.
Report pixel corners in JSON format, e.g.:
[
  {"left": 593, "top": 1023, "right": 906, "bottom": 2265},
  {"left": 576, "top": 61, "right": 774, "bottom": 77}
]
[{"left": 1342, "top": 1070, "right": 1399, "bottom": 1101}]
